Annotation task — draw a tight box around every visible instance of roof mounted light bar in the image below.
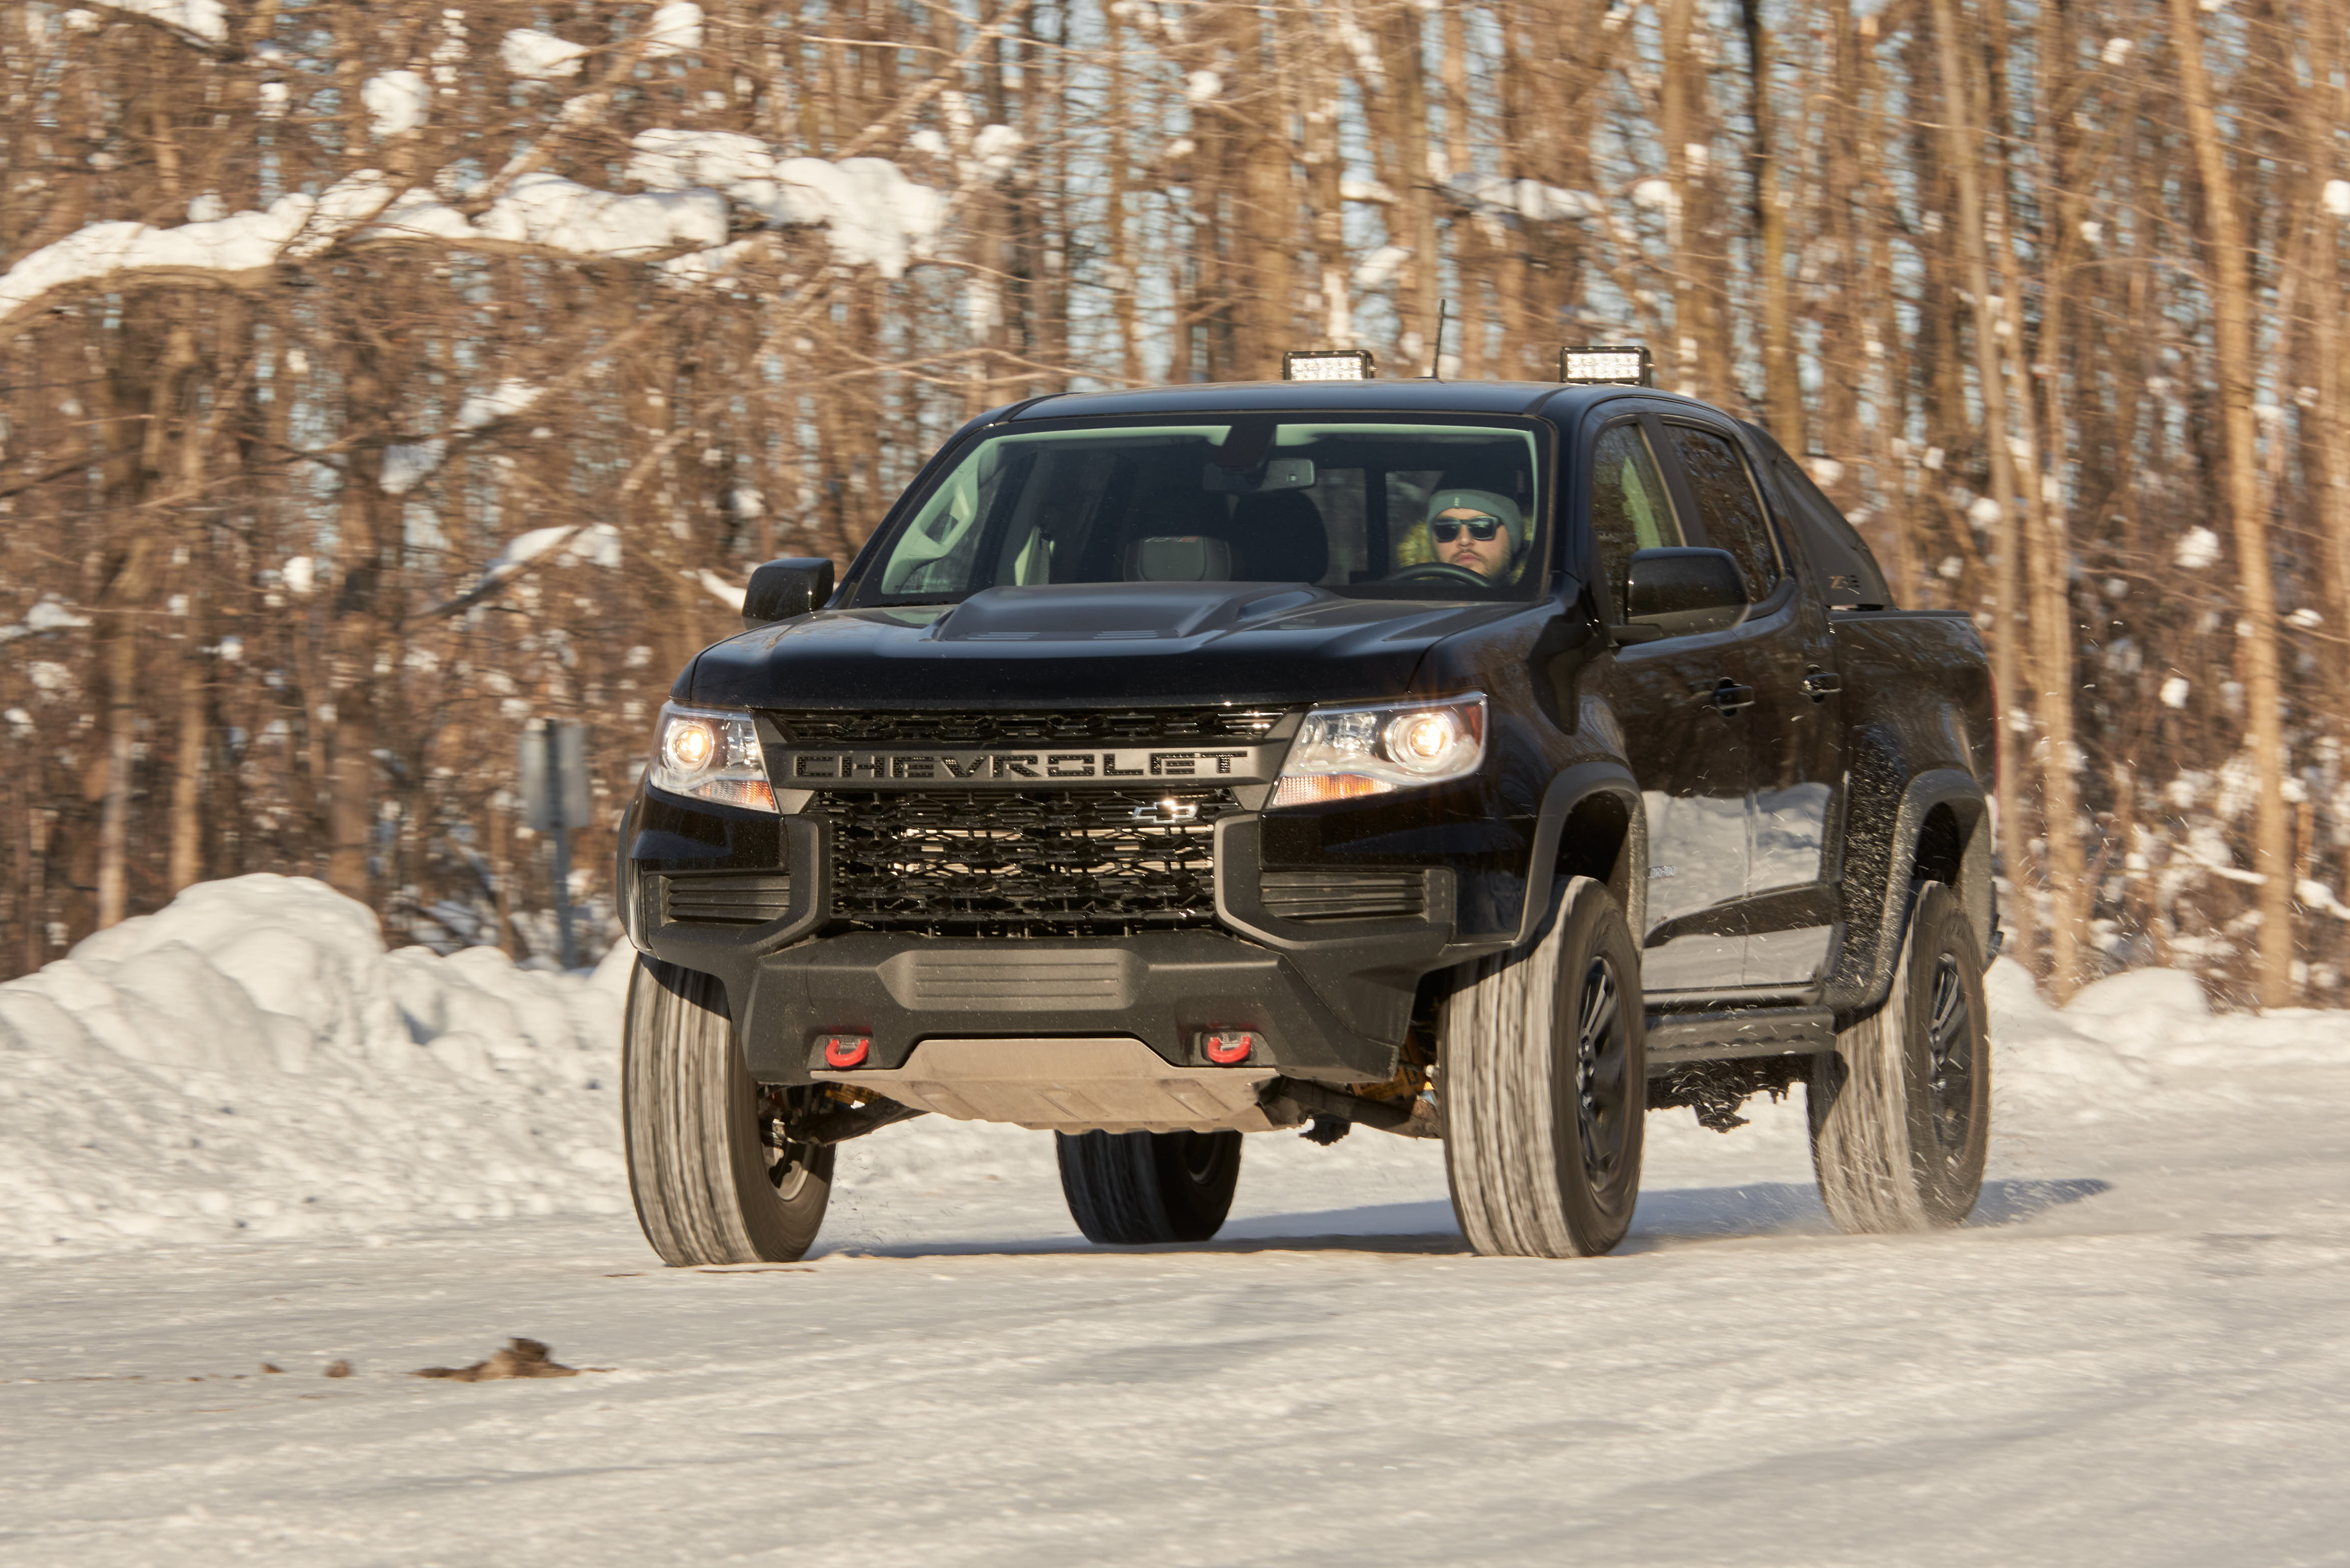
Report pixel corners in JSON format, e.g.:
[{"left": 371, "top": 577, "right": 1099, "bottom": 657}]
[
  {"left": 1282, "top": 349, "right": 1378, "bottom": 382},
  {"left": 1560, "top": 345, "right": 1653, "bottom": 386}
]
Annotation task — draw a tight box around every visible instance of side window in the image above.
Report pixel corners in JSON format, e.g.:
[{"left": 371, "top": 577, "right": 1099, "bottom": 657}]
[
  {"left": 1661, "top": 424, "right": 1780, "bottom": 600},
  {"left": 1588, "top": 421, "right": 1682, "bottom": 615}
]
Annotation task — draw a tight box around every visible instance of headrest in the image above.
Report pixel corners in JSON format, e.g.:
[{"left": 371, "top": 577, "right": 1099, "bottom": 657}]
[
  {"left": 1228, "top": 490, "right": 1329, "bottom": 582},
  {"left": 1126, "top": 535, "right": 1233, "bottom": 582}
]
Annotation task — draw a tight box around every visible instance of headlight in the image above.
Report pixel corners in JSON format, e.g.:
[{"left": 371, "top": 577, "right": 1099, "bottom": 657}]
[
  {"left": 1271, "top": 692, "right": 1486, "bottom": 808},
  {"left": 647, "top": 702, "right": 776, "bottom": 812}
]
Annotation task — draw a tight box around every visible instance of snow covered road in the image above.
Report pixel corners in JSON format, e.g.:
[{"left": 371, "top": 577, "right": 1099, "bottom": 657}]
[
  {"left": 8, "top": 1061, "right": 2350, "bottom": 1566},
  {"left": 7, "top": 879, "right": 2350, "bottom": 1564}
]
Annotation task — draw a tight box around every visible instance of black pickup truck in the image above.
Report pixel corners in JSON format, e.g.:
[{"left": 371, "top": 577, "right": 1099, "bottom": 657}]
[{"left": 615, "top": 364, "right": 1997, "bottom": 1264}]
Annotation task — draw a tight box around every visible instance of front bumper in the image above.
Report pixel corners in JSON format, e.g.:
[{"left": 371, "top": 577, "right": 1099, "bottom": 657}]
[
  {"left": 732, "top": 926, "right": 1424, "bottom": 1084},
  {"left": 620, "top": 788, "right": 1512, "bottom": 1088}
]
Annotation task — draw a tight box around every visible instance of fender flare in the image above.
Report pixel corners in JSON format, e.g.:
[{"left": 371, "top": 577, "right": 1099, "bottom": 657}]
[
  {"left": 1513, "top": 759, "right": 1647, "bottom": 949},
  {"left": 1824, "top": 766, "right": 1991, "bottom": 1015}
]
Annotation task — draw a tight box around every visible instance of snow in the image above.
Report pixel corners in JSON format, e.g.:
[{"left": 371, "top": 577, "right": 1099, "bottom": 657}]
[
  {"left": 2326, "top": 178, "right": 2350, "bottom": 219},
  {"left": 564, "top": 521, "right": 623, "bottom": 569},
  {"left": 1, "top": 169, "right": 729, "bottom": 330},
  {"left": 0, "top": 876, "right": 631, "bottom": 1256},
  {"left": 0, "top": 118, "right": 960, "bottom": 315},
  {"left": 643, "top": 0, "right": 702, "bottom": 55},
  {"left": 377, "top": 441, "right": 446, "bottom": 496},
  {"left": 485, "top": 525, "right": 584, "bottom": 576},
  {"left": 1446, "top": 172, "right": 1597, "bottom": 223},
  {"left": 23, "top": 884, "right": 2350, "bottom": 1560},
  {"left": 476, "top": 173, "right": 727, "bottom": 256},
  {"left": 500, "top": 27, "right": 587, "bottom": 78},
  {"left": 0, "top": 596, "right": 92, "bottom": 645},
  {"left": 457, "top": 378, "right": 543, "bottom": 430},
  {"left": 2175, "top": 524, "right": 2222, "bottom": 568},
  {"left": 626, "top": 130, "right": 948, "bottom": 278},
  {"left": 694, "top": 567, "right": 746, "bottom": 610},
  {"left": 657, "top": 235, "right": 761, "bottom": 286},
  {"left": 969, "top": 122, "right": 1022, "bottom": 181},
  {"left": 0, "top": 204, "right": 307, "bottom": 315},
  {"left": 92, "top": 0, "right": 225, "bottom": 42},
  {"left": 15, "top": 881, "right": 2350, "bottom": 1559},
  {"left": 380, "top": 381, "right": 544, "bottom": 494},
  {"left": 1352, "top": 243, "right": 1409, "bottom": 289},
  {"left": 362, "top": 70, "right": 430, "bottom": 138}
]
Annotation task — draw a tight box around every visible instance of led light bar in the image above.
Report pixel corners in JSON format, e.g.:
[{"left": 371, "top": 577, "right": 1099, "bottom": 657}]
[
  {"left": 1560, "top": 345, "right": 1653, "bottom": 386},
  {"left": 1282, "top": 349, "right": 1378, "bottom": 382}
]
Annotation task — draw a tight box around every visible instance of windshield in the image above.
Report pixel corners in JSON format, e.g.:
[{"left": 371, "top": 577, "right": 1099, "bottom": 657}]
[{"left": 855, "top": 416, "right": 1547, "bottom": 604}]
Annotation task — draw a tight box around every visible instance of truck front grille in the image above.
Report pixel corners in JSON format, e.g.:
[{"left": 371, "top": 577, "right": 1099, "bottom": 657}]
[
  {"left": 769, "top": 706, "right": 1285, "bottom": 748},
  {"left": 808, "top": 788, "right": 1239, "bottom": 935}
]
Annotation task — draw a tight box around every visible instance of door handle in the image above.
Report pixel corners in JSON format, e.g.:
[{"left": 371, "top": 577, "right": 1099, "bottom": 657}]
[
  {"left": 1803, "top": 668, "right": 1842, "bottom": 702},
  {"left": 1708, "top": 678, "right": 1757, "bottom": 713}
]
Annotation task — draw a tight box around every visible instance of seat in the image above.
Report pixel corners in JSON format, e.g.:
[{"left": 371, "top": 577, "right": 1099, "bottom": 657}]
[
  {"left": 1225, "top": 491, "right": 1329, "bottom": 582},
  {"left": 1126, "top": 535, "right": 1233, "bottom": 582}
]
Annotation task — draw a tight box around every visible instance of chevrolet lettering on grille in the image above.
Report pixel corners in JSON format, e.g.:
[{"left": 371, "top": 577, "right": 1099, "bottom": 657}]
[{"left": 782, "top": 746, "right": 1273, "bottom": 783}]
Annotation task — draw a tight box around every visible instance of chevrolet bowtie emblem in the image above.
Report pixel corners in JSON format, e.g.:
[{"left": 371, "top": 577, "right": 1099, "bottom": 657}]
[{"left": 1133, "top": 798, "right": 1200, "bottom": 823}]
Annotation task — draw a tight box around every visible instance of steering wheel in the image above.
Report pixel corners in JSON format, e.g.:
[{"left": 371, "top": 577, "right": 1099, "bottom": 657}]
[{"left": 1384, "top": 561, "right": 1492, "bottom": 589}]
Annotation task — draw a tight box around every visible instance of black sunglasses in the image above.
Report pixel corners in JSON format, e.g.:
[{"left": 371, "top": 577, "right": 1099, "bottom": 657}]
[{"left": 1431, "top": 516, "right": 1504, "bottom": 543}]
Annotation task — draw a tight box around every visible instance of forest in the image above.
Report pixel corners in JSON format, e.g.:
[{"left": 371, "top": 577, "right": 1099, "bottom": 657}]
[{"left": 1, "top": 0, "right": 2343, "bottom": 1008}]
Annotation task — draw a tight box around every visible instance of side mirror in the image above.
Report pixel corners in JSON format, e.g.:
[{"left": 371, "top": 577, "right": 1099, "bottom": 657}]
[
  {"left": 1624, "top": 547, "right": 1748, "bottom": 638},
  {"left": 742, "top": 557, "right": 835, "bottom": 629}
]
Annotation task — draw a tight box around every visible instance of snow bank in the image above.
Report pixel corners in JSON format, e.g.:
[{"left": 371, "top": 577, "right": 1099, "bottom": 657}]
[
  {"left": 1988, "top": 957, "right": 2350, "bottom": 1114},
  {"left": 13, "top": 876, "right": 2350, "bottom": 1261},
  {"left": 0, "top": 876, "right": 632, "bottom": 1256}
]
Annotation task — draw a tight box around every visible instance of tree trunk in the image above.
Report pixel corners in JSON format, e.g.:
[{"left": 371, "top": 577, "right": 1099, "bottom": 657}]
[
  {"left": 1928, "top": 0, "right": 2035, "bottom": 966},
  {"left": 2169, "top": 0, "right": 2297, "bottom": 1007},
  {"left": 1742, "top": 0, "right": 1801, "bottom": 444}
]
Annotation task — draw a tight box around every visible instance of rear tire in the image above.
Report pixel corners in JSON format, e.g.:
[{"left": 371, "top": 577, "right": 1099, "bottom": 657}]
[
  {"left": 623, "top": 956, "right": 833, "bottom": 1265},
  {"left": 1055, "top": 1128, "right": 1242, "bottom": 1244},
  {"left": 1809, "top": 881, "right": 1990, "bottom": 1233},
  {"left": 1441, "top": 876, "right": 1646, "bottom": 1257}
]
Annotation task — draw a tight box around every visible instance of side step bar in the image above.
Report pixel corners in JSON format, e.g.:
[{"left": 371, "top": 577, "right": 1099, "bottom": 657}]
[{"left": 1644, "top": 1006, "right": 1835, "bottom": 1072}]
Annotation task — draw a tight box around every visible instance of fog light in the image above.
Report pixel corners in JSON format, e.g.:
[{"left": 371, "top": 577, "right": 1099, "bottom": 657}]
[
  {"left": 1201, "top": 1029, "right": 1257, "bottom": 1066},
  {"left": 822, "top": 1034, "right": 871, "bottom": 1069}
]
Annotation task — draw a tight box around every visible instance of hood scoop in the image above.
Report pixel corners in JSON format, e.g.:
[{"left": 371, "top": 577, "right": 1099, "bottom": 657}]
[{"left": 929, "top": 582, "right": 1330, "bottom": 644}]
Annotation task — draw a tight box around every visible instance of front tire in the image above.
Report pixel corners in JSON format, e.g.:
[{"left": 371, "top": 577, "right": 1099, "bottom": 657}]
[
  {"left": 1809, "top": 881, "right": 1990, "bottom": 1233},
  {"left": 1055, "top": 1128, "right": 1242, "bottom": 1244},
  {"left": 1441, "top": 876, "right": 1646, "bottom": 1257},
  {"left": 623, "top": 957, "right": 833, "bottom": 1265}
]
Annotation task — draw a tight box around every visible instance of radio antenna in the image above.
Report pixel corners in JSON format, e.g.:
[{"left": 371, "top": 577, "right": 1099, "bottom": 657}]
[{"left": 1428, "top": 300, "right": 1450, "bottom": 379}]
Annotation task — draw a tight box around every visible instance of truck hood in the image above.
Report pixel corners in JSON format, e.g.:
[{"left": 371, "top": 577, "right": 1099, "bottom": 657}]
[{"left": 685, "top": 581, "right": 1528, "bottom": 708}]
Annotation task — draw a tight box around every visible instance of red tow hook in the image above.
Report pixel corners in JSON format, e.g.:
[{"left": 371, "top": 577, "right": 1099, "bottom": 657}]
[
  {"left": 1202, "top": 1029, "right": 1258, "bottom": 1066},
  {"left": 822, "top": 1034, "right": 872, "bottom": 1069}
]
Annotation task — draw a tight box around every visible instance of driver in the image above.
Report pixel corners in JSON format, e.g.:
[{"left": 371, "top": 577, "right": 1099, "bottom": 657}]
[{"left": 1424, "top": 488, "right": 1524, "bottom": 580}]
